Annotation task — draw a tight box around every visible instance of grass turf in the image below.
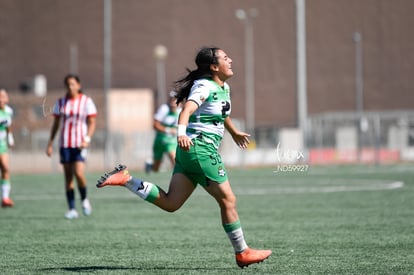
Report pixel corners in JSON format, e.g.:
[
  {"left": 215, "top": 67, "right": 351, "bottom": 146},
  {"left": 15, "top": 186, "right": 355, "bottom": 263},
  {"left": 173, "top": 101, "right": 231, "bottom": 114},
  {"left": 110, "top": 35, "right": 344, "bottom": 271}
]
[{"left": 1, "top": 164, "right": 414, "bottom": 274}]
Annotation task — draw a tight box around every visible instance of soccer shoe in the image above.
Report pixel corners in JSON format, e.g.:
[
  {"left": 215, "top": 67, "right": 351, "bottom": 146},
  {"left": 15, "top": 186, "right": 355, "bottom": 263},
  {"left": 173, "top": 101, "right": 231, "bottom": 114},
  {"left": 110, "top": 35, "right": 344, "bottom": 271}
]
[
  {"left": 82, "top": 198, "right": 92, "bottom": 216},
  {"left": 64, "top": 209, "right": 79, "bottom": 219},
  {"left": 96, "top": 164, "right": 131, "bottom": 188},
  {"left": 1, "top": 198, "right": 14, "bottom": 208},
  {"left": 144, "top": 160, "right": 153, "bottom": 174},
  {"left": 235, "top": 247, "right": 272, "bottom": 268}
]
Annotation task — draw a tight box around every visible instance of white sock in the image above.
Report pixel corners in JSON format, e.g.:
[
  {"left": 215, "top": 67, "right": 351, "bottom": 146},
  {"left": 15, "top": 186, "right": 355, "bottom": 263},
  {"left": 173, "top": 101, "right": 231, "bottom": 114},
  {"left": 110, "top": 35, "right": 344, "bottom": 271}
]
[
  {"left": 125, "top": 178, "right": 157, "bottom": 201},
  {"left": 2, "top": 183, "right": 11, "bottom": 199},
  {"left": 227, "top": 227, "right": 248, "bottom": 253}
]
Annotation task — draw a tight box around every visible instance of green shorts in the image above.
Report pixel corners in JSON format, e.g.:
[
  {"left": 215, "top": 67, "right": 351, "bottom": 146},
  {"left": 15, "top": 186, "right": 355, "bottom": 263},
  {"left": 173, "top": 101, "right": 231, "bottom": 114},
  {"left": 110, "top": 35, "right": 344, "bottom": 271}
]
[
  {"left": 153, "top": 136, "right": 177, "bottom": 160},
  {"left": 0, "top": 140, "right": 8, "bottom": 154},
  {"left": 173, "top": 137, "right": 227, "bottom": 187}
]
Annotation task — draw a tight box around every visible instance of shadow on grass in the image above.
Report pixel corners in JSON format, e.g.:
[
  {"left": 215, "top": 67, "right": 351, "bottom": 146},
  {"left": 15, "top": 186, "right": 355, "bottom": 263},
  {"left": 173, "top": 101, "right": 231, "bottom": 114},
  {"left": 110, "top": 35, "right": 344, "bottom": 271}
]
[
  {"left": 38, "top": 265, "right": 232, "bottom": 272},
  {"left": 39, "top": 266, "right": 136, "bottom": 272}
]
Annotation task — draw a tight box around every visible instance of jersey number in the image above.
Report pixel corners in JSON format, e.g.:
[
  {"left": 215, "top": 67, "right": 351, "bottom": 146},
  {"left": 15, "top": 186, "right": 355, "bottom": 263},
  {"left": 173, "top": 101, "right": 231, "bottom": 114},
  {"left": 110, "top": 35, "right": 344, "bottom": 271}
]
[{"left": 210, "top": 153, "right": 223, "bottom": 166}]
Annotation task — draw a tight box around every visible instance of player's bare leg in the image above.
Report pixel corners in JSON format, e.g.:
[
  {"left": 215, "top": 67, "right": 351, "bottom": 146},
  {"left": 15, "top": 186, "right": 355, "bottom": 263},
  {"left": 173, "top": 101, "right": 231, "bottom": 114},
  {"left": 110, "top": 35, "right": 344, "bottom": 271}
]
[
  {"left": 203, "top": 180, "right": 272, "bottom": 268},
  {"left": 0, "top": 154, "right": 13, "bottom": 207},
  {"left": 97, "top": 165, "right": 195, "bottom": 212},
  {"left": 74, "top": 161, "right": 91, "bottom": 216},
  {"left": 63, "top": 163, "right": 78, "bottom": 219},
  {"left": 151, "top": 159, "right": 162, "bottom": 172},
  {"left": 96, "top": 164, "right": 271, "bottom": 268}
]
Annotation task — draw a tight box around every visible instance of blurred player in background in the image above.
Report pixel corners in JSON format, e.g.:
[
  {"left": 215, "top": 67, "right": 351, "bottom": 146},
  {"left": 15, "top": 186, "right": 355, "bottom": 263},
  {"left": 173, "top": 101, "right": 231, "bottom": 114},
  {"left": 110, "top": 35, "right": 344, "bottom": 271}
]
[
  {"left": 96, "top": 47, "right": 271, "bottom": 268},
  {"left": 46, "top": 74, "right": 97, "bottom": 219},
  {"left": 0, "top": 89, "right": 15, "bottom": 208},
  {"left": 145, "top": 91, "right": 181, "bottom": 173}
]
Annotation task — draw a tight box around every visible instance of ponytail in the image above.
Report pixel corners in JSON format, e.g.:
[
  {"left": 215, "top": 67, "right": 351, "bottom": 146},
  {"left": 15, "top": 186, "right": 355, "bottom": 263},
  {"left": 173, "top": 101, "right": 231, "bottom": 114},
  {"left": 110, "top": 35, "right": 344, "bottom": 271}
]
[
  {"left": 174, "top": 69, "right": 204, "bottom": 104},
  {"left": 174, "top": 46, "right": 219, "bottom": 104}
]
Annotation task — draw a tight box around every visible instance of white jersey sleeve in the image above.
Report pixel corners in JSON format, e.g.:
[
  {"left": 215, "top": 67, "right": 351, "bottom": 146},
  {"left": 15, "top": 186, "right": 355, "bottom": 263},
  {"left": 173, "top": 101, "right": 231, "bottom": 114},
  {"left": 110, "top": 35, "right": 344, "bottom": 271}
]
[
  {"left": 187, "top": 80, "right": 211, "bottom": 106},
  {"left": 86, "top": 97, "right": 97, "bottom": 116},
  {"left": 154, "top": 104, "right": 169, "bottom": 122},
  {"left": 5, "top": 105, "right": 13, "bottom": 127}
]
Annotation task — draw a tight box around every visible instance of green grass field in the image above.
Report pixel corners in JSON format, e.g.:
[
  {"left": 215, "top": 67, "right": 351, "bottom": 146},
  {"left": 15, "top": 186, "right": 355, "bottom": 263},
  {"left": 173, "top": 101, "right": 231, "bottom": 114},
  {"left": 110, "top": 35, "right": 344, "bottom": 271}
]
[{"left": 1, "top": 164, "right": 414, "bottom": 274}]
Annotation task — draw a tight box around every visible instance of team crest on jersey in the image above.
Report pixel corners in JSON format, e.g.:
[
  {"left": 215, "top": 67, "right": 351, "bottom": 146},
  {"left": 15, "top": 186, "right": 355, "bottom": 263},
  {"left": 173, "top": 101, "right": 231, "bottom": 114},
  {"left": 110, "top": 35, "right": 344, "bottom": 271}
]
[
  {"left": 218, "top": 166, "right": 226, "bottom": 177},
  {"left": 0, "top": 119, "right": 8, "bottom": 126}
]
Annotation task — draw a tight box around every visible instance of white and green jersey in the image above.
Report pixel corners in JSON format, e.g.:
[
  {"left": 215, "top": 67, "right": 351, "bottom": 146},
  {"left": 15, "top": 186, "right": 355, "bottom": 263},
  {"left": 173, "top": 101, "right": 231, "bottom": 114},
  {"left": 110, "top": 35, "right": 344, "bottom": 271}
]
[
  {"left": 187, "top": 78, "right": 231, "bottom": 148},
  {"left": 0, "top": 105, "right": 13, "bottom": 153},
  {"left": 154, "top": 103, "right": 180, "bottom": 142}
]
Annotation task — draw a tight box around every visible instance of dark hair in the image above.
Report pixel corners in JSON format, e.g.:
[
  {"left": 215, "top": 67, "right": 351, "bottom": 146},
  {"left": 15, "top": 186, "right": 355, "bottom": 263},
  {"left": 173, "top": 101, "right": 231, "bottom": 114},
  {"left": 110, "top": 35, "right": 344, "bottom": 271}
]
[
  {"left": 174, "top": 46, "right": 219, "bottom": 104},
  {"left": 64, "top": 74, "right": 81, "bottom": 88}
]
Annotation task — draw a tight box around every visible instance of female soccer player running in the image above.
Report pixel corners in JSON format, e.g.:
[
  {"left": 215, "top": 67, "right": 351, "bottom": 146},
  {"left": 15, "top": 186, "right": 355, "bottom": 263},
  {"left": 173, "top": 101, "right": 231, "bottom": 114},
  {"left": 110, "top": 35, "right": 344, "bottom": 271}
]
[{"left": 97, "top": 47, "right": 271, "bottom": 268}]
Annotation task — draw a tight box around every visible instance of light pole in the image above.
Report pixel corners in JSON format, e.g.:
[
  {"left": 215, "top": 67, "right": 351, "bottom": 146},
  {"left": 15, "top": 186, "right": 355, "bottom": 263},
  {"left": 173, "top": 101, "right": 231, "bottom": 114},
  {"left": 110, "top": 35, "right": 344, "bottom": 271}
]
[
  {"left": 153, "top": 44, "right": 168, "bottom": 107},
  {"left": 353, "top": 32, "right": 364, "bottom": 162},
  {"left": 235, "top": 8, "right": 257, "bottom": 136},
  {"left": 295, "top": 0, "right": 308, "bottom": 151},
  {"left": 103, "top": 0, "right": 112, "bottom": 168},
  {"left": 353, "top": 32, "right": 363, "bottom": 118},
  {"left": 69, "top": 43, "right": 78, "bottom": 74}
]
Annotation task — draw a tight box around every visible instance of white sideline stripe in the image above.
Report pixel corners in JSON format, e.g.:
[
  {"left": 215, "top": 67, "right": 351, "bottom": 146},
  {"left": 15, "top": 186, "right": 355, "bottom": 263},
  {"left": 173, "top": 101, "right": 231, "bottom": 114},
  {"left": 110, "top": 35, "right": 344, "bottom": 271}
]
[
  {"left": 235, "top": 181, "right": 404, "bottom": 195},
  {"left": 308, "top": 165, "right": 414, "bottom": 175},
  {"left": 14, "top": 181, "right": 404, "bottom": 201}
]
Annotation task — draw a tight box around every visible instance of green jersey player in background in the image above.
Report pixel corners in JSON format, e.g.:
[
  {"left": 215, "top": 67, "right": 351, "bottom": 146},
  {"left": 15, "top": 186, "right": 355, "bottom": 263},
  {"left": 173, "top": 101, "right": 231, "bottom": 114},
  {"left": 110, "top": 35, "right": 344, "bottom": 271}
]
[
  {"left": 0, "top": 89, "right": 15, "bottom": 208},
  {"left": 145, "top": 91, "right": 181, "bottom": 173},
  {"left": 96, "top": 47, "right": 272, "bottom": 268}
]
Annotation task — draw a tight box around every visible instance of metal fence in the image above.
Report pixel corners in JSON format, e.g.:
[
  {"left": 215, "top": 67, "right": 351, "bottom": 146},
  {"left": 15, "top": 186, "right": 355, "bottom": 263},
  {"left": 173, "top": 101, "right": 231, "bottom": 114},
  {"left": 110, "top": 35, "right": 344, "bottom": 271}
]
[
  {"left": 307, "top": 110, "right": 414, "bottom": 149},
  {"left": 11, "top": 110, "right": 414, "bottom": 173}
]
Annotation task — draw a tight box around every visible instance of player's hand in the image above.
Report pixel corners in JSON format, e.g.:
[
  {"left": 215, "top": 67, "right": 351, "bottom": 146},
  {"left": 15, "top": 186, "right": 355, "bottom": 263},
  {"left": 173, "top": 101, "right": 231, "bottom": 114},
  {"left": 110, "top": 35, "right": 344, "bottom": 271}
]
[
  {"left": 231, "top": 131, "right": 250, "bottom": 149},
  {"left": 80, "top": 141, "right": 90, "bottom": 149},
  {"left": 46, "top": 144, "right": 53, "bottom": 157},
  {"left": 178, "top": 135, "right": 193, "bottom": 151}
]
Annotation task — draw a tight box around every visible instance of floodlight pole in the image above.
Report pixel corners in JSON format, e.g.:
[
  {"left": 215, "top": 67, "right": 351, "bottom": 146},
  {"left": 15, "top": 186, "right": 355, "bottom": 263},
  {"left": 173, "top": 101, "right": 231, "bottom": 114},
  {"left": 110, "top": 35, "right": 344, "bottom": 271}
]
[
  {"left": 353, "top": 32, "right": 363, "bottom": 162},
  {"left": 296, "top": 0, "right": 308, "bottom": 152},
  {"left": 235, "top": 8, "right": 257, "bottom": 137},
  {"left": 104, "top": 0, "right": 112, "bottom": 168},
  {"left": 69, "top": 43, "right": 78, "bottom": 74},
  {"left": 154, "top": 45, "right": 168, "bottom": 107},
  {"left": 353, "top": 32, "right": 363, "bottom": 117}
]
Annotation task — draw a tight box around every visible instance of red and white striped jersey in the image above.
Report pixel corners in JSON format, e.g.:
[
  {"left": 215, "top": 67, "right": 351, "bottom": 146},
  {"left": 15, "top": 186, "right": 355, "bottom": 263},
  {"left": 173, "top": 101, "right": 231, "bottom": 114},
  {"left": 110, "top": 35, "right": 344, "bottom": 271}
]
[{"left": 53, "top": 94, "right": 97, "bottom": 148}]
